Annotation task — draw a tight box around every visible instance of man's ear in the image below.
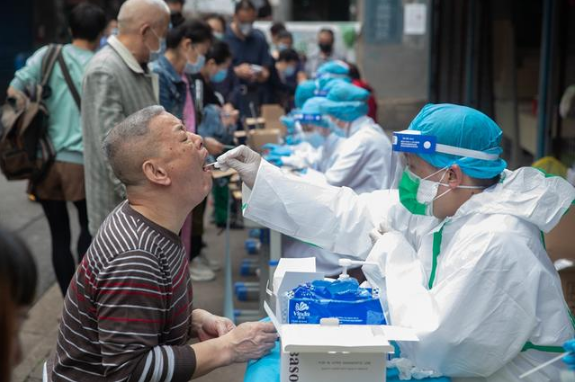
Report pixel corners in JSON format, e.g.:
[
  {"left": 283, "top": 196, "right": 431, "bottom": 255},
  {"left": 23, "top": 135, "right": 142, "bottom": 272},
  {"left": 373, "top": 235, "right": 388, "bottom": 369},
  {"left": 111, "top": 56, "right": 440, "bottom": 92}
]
[
  {"left": 142, "top": 160, "right": 171, "bottom": 186},
  {"left": 447, "top": 164, "right": 464, "bottom": 189},
  {"left": 140, "top": 23, "right": 150, "bottom": 38}
]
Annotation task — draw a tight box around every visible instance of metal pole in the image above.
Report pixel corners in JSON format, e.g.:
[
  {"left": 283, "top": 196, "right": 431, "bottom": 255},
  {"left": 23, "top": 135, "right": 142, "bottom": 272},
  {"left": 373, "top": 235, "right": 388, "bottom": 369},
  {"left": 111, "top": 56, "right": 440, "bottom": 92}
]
[
  {"left": 536, "top": 0, "right": 554, "bottom": 159},
  {"left": 426, "top": 0, "right": 436, "bottom": 102},
  {"left": 464, "top": 0, "right": 476, "bottom": 106},
  {"left": 223, "top": 186, "right": 234, "bottom": 322},
  {"left": 510, "top": 4, "right": 521, "bottom": 169}
]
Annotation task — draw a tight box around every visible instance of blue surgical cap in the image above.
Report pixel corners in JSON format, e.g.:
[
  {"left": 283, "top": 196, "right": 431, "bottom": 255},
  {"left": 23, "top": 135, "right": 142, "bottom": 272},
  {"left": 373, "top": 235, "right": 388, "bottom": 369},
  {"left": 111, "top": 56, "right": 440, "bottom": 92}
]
[
  {"left": 295, "top": 80, "right": 318, "bottom": 109},
  {"left": 316, "top": 60, "right": 350, "bottom": 77},
  {"left": 316, "top": 75, "right": 352, "bottom": 90},
  {"left": 327, "top": 82, "right": 370, "bottom": 102},
  {"left": 315, "top": 61, "right": 352, "bottom": 89},
  {"left": 299, "top": 97, "right": 329, "bottom": 128},
  {"left": 280, "top": 115, "right": 296, "bottom": 131},
  {"left": 319, "top": 82, "right": 369, "bottom": 122},
  {"left": 408, "top": 103, "right": 507, "bottom": 179},
  {"left": 321, "top": 78, "right": 350, "bottom": 92}
]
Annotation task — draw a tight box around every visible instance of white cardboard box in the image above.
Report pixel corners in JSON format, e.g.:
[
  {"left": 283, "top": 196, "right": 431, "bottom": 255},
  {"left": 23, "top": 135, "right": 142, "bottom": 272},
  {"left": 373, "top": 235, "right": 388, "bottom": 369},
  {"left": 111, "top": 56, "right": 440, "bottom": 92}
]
[{"left": 267, "top": 258, "right": 419, "bottom": 382}]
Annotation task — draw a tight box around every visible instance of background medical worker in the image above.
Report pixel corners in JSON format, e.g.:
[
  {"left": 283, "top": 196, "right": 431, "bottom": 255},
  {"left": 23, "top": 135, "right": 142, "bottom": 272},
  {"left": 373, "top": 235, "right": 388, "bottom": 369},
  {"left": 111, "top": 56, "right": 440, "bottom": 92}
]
[
  {"left": 296, "top": 97, "right": 344, "bottom": 173},
  {"left": 265, "top": 83, "right": 397, "bottom": 275},
  {"left": 303, "top": 81, "right": 395, "bottom": 193},
  {"left": 266, "top": 80, "right": 397, "bottom": 193},
  {"left": 218, "top": 103, "right": 575, "bottom": 381},
  {"left": 265, "top": 97, "right": 343, "bottom": 171},
  {"left": 266, "top": 96, "right": 355, "bottom": 275},
  {"left": 313, "top": 59, "right": 352, "bottom": 90}
]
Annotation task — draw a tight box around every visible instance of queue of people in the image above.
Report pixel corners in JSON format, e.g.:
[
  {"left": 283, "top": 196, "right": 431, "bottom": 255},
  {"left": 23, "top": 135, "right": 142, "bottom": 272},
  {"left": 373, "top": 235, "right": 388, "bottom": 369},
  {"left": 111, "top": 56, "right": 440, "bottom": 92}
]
[{"left": 2, "top": 0, "right": 575, "bottom": 381}]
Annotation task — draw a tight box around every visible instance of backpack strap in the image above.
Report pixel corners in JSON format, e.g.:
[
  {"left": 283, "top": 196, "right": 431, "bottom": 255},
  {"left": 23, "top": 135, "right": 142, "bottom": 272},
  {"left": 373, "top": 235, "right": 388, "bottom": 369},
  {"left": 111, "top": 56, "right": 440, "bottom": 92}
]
[
  {"left": 40, "top": 44, "right": 62, "bottom": 87},
  {"left": 57, "top": 53, "right": 81, "bottom": 110}
]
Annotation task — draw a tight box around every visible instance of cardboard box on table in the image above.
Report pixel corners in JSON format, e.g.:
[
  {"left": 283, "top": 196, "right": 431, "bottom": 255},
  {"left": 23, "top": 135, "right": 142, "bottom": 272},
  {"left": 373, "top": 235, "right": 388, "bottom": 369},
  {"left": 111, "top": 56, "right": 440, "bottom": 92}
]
[
  {"left": 545, "top": 208, "right": 575, "bottom": 314},
  {"left": 248, "top": 128, "right": 281, "bottom": 153},
  {"left": 266, "top": 258, "right": 419, "bottom": 382},
  {"left": 245, "top": 117, "right": 266, "bottom": 130},
  {"left": 261, "top": 104, "right": 286, "bottom": 135},
  {"left": 240, "top": 104, "right": 286, "bottom": 152}
]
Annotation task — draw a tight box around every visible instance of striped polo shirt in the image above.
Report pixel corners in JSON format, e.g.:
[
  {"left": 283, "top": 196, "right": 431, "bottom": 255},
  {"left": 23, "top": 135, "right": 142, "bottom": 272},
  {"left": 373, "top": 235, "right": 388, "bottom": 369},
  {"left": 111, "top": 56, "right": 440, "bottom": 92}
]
[{"left": 47, "top": 201, "right": 196, "bottom": 381}]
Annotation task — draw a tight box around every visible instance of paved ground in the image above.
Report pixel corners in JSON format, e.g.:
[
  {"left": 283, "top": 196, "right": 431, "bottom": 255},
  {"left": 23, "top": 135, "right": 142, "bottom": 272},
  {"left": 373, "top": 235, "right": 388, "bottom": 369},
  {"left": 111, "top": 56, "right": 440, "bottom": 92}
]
[
  {"left": 0, "top": 177, "right": 59, "bottom": 295},
  {"left": 2, "top": 177, "right": 263, "bottom": 382}
]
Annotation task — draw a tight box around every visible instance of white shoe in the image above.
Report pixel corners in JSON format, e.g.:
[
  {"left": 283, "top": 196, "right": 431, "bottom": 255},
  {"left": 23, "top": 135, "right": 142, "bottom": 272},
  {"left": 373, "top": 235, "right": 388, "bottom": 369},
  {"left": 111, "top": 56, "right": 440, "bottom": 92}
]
[
  {"left": 198, "top": 251, "right": 221, "bottom": 271},
  {"left": 189, "top": 257, "right": 216, "bottom": 282}
]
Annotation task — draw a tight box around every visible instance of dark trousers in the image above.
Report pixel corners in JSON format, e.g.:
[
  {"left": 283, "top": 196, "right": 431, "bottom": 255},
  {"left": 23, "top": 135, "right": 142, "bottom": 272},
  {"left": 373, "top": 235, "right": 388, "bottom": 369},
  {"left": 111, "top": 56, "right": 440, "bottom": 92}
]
[{"left": 38, "top": 199, "right": 92, "bottom": 295}]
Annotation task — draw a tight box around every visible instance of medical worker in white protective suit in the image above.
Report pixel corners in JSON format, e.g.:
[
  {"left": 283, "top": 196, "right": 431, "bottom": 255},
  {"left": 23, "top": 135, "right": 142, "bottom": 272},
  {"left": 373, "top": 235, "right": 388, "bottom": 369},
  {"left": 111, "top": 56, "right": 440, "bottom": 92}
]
[
  {"left": 314, "top": 60, "right": 352, "bottom": 91},
  {"left": 265, "top": 97, "right": 345, "bottom": 174},
  {"left": 267, "top": 81, "right": 398, "bottom": 193},
  {"left": 266, "top": 97, "right": 354, "bottom": 275},
  {"left": 297, "top": 81, "right": 396, "bottom": 192},
  {"left": 218, "top": 104, "right": 575, "bottom": 381},
  {"left": 266, "top": 86, "right": 400, "bottom": 274},
  {"left": 297, "top": 98, "right": 344, "bottom": 173},
  {"left": 263, "top": 78, "right": 348, "bottom": 168}
]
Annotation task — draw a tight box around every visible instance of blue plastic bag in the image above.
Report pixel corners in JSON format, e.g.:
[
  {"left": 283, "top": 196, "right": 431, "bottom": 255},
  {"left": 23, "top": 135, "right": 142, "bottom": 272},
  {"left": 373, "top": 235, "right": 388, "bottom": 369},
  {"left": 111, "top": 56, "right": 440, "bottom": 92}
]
[{"left": 287, "top": 278, "right": 385, "bottom": 325}]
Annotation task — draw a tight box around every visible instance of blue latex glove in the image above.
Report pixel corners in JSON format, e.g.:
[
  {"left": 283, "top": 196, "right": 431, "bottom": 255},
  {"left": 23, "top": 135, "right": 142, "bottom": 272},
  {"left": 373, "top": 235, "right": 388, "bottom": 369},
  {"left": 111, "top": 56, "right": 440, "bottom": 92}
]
[
  {"left": 386, "top": 368, "right": 451, "bottom": 382},
  {"left": 264, "top": 154, "right": 284, "bottom": 167},
  {"left": 285, "top": 135, "right": 302, "bottom": 145},
  {"left": 280, "top": 115, "right": 296, "bottom": 134},
  {"left": 262, "top": 143, "right": 292, "bottom": 156},
  {"left": 563, "top": 339, "right": 575, "bottom": 369}
]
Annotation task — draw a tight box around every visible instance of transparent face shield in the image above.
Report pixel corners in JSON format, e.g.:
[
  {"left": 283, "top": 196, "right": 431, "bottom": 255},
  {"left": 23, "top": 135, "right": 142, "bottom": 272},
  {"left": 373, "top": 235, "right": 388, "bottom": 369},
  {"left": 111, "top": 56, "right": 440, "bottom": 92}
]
[
  {"left": 295, "top": 113, "right": 327, "bottom": 132},
  {"left": 390, "top": 130, "right": 501, "bottom": 190},
  {"left": 294, "top": 113, "right": 324, "bottom": 126},
  {"left": 294, "top": 113, "right": 330, "bottom": 148},
  {"left": 387, "top": 151, "right": 406, "bottom": 190}
]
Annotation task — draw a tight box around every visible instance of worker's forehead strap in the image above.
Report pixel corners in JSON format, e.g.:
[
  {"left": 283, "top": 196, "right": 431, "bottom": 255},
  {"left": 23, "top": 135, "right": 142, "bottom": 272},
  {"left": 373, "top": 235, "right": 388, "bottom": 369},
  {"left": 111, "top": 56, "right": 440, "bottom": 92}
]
[
  {"left": 294, "top": 113, "right": 324, "bottom": 123},
  {"left": 392, "top": 130, "right": 500, "bottom": 161},
  {"left": 315, "top": 72, "right": 348, "bottom": 80}
]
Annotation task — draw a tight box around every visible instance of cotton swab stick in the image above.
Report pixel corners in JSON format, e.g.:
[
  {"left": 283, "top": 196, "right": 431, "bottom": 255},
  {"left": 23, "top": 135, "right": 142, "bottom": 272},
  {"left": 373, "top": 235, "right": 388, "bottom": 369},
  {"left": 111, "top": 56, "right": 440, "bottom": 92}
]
[
  {"left": 519, "top": 352, "right": 569, "bottom": 379},
  {"left": 203, "top": 162, "right": 221, "bottom": 169}
]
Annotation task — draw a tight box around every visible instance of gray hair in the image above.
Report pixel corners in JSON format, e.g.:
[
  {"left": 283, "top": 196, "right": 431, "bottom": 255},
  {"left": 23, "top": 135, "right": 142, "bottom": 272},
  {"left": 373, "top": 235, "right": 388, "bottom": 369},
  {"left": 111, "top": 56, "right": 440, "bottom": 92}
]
[{"left": 103, "top": 105, "right": 165, "bottom": 186}]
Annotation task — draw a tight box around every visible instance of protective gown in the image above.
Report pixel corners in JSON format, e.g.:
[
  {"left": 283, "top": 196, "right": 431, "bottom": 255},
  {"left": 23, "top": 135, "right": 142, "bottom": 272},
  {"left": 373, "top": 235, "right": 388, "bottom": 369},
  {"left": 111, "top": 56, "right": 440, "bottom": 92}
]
[
  {"left": 243, "top": 160, "right": 575, "bottom": 381},
  {"left": 309, "top": 115, "right": 393, "bottom": 193},
  {"left": 282, "top": 116, "right": 396, "bottom": 274}
]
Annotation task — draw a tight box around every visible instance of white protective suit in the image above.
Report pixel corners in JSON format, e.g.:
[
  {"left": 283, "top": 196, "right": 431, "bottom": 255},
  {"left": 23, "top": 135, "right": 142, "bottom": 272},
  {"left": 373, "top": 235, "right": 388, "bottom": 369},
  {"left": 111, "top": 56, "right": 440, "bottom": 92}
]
[
  {"left": 281, "top": 116, "right": 397, "bottom": 274},
  {"left": 243, "top": 160, "right": 575, "bottom": 381},
  {"left": 308, "top": 116, "right": 394, "bottom": 193},
  {"left": 281, "top": 133, "right": 347, "bottom": 275},
  {"left": 281, "top": 133, "right": 343, "bottom": 175}
]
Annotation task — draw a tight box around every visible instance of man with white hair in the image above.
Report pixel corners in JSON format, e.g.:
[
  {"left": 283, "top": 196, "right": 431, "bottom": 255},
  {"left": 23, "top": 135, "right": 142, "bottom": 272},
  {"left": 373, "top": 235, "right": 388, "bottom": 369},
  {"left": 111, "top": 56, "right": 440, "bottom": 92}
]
[{"left": 82, "top": 0, "right": 170, "bottom": 235}]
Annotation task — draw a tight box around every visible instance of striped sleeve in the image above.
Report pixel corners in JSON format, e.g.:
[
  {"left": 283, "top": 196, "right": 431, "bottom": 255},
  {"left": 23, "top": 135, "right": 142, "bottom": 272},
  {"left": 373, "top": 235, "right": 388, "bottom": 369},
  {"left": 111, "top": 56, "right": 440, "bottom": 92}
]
[{"left": 95, "top": 250, "right": 195, "bottom": 382}]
